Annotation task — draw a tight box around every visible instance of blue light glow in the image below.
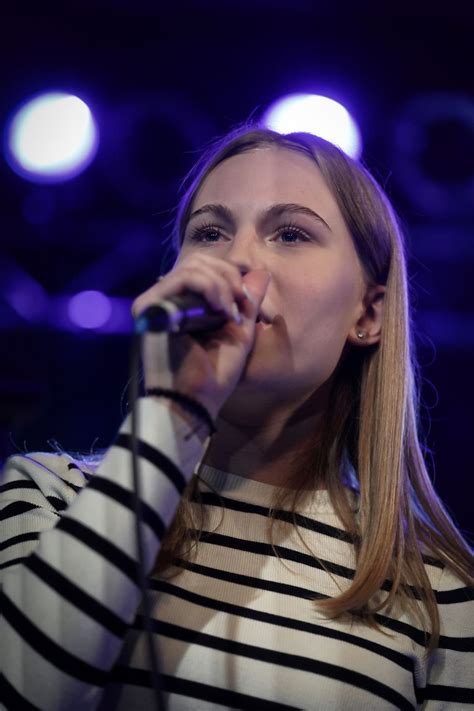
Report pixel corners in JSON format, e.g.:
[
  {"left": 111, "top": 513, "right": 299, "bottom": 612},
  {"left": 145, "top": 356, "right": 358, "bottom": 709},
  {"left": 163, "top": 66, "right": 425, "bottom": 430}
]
[{"left": 262, "top": 93, "right": 362, "bottom": 159}]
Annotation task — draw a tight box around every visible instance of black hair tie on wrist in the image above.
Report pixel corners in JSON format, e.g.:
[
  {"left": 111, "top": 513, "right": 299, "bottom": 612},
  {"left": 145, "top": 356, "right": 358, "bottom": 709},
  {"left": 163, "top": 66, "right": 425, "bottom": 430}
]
[{"left": 145, "top": 387, "right": 217, "bottom": 437}]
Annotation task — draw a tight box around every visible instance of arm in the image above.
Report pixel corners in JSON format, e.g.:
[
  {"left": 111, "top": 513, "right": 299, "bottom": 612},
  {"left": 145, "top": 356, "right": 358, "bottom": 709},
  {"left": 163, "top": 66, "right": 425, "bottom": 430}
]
[{"left": 1, "top": 397, "right": 210, "bottom": 710}]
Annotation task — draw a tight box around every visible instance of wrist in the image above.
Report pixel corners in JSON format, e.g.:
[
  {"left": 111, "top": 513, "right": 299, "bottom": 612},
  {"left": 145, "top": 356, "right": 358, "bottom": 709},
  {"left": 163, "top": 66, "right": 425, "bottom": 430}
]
[
  {"left": 144, "top": 387, "right": 217, "bottom": 442},
  {"left": 146, "top": 396, "right": 211, "bottom": 444}
]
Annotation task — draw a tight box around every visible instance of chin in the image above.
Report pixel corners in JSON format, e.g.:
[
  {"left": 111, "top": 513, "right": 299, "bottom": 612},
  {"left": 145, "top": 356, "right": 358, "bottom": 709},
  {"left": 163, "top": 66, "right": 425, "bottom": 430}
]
[
  {"left": 240, "top": 351, "right": 269, "bottom": 376},
  {"left": 218, "top": 382, "right": 278, "bottom": 421},
  {"left": 236, "top": 364, "right": 282, "bottom": 391}
]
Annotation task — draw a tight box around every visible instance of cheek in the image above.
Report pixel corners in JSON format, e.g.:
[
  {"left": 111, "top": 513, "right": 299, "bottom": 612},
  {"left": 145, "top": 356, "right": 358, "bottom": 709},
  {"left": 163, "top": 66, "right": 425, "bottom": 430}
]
[
  {"left": 296, "top": 266, "right": 358, "bottom": 327},
  {"left": 288, "top": 271, "right": 360, "bottom": 361},
  {"left": 241, "top": 271, "right": 360, "bottom": 390}
]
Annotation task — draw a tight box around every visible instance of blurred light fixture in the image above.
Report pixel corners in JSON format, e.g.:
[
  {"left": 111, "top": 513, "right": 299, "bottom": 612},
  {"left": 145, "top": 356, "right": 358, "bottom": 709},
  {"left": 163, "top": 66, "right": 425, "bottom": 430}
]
[
  {"left": 261, "top": 93, "right": 362, "bottom": 159},
  {"left": 68, "top": 291, "right": 112, "bottom": 330},
  {"left": 4, "top": 91, "right": 99, "bottom": 183}
]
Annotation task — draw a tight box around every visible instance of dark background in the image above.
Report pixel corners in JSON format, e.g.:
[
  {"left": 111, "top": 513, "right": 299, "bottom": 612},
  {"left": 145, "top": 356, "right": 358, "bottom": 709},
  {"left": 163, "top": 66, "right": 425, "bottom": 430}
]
[{"left": 1, "top": 9, "right": 473, "bottom": 539}]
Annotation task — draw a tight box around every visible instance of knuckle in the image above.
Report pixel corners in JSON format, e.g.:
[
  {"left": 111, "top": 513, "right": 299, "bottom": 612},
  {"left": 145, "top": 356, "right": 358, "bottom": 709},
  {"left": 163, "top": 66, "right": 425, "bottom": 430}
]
[{"left": 182, "top": 253, "right": 209, "bottom": 271}]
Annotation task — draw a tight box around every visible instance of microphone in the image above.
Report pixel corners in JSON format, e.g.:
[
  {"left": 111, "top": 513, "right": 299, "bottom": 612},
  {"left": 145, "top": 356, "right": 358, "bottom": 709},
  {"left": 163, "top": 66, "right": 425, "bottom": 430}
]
[{"left": 134, "top": 290, "right": 229, "bottom": 335}]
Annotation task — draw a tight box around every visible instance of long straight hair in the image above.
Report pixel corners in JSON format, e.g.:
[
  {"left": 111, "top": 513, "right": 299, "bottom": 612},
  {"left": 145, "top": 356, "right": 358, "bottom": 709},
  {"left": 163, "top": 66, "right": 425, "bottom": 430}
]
[{"left": 151, "top": 123, "right": 473, "bottom": 650}]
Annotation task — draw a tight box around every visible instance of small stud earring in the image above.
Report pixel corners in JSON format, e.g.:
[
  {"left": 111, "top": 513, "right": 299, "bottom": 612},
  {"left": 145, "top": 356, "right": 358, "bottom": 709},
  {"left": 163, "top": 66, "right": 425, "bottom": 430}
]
[{"left": 357, "top": 330, "right": 365, "bottom": 339}]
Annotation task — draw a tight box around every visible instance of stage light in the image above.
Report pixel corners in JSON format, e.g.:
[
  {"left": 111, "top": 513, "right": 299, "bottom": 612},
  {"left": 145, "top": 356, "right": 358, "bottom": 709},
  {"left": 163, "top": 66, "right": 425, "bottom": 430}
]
[
  {"left": 68, "top": 291, "right": 112, "bottom": 330},
  {"left": 261, "top": 93, "right": 362, "bottom": 159},
  {"left": 5, "top": 91, "right": 99, "bottom": 183}
]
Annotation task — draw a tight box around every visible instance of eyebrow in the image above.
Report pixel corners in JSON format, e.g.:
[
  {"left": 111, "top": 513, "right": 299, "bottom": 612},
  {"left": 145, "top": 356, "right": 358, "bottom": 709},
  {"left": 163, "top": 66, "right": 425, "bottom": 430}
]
[{"left": 187, "top": 202, "right": 332, "bottom": 232}]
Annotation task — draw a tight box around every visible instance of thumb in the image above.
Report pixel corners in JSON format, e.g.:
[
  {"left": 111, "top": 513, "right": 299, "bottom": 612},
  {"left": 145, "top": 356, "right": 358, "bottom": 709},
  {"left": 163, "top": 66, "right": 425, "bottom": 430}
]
[{"left": 242, "top": 270, "right": 272, "bottom": 314}]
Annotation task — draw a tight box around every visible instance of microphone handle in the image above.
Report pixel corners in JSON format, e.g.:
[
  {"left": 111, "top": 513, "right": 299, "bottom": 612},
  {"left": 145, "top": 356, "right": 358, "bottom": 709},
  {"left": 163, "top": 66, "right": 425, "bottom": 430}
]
[{"left": 134, "top": 291, "right": 228, "bottom": 334}]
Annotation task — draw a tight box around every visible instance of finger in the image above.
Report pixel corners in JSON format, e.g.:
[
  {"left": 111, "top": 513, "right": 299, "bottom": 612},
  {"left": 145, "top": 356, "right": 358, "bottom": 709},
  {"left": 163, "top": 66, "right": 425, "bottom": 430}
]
[
  {"left": 239, "top": 270, "right": 272, "bottom": 320},
  {"left": 168, "top": 264, "right": 241, "bottom": 319},
  {"left": 181, "top": 254, "right": 247, "bottom": 302},
  {"left": 132, "top": 265, "right": 239, "bottom": 321}
]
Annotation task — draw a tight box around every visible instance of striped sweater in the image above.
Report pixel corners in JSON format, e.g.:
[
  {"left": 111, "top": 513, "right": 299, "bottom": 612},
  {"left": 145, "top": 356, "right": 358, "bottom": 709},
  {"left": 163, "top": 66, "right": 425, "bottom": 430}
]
[{"left": 1, "top": 397, "right": 473, "bottom": 710}]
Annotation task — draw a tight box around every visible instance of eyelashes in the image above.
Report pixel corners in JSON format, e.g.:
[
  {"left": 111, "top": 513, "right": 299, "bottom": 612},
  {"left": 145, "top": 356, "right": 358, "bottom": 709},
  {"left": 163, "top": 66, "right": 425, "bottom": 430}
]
[{"left": 186, "top": 221, "right": 312, "bottom": 245}]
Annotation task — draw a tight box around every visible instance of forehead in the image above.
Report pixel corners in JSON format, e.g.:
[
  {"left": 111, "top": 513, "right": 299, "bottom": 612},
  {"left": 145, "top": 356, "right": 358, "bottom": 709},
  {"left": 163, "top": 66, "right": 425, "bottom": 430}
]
[{"left": 192, "top": 146, "right": 338, "bottom": 211}]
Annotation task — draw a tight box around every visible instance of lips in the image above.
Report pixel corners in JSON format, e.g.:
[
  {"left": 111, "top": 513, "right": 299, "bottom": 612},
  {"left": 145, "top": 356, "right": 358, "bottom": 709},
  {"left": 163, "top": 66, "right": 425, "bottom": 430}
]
[
  {"left": 256, "top": 312, "right": 271, "bottom": 324},
  {"left": 256, "top": 312, "right": 273, "bottom": 330}
]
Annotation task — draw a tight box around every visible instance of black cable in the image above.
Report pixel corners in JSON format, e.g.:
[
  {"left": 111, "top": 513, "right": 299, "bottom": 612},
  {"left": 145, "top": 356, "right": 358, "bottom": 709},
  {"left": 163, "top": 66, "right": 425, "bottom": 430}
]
[{"left": 129, "top": 332, "right": 167, "bottom": 711}]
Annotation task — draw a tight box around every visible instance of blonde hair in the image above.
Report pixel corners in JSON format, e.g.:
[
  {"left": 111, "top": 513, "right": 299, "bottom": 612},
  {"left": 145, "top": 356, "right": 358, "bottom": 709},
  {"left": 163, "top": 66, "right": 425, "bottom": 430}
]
[{"left": 152, "top": 123, "right": 473, "bottom": 650}]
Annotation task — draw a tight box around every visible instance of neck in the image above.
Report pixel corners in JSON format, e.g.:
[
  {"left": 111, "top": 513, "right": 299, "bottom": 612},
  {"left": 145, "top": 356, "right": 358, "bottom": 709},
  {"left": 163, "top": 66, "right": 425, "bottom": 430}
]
[{"left": 201, "top": 380, "right": 332, "bottom": 489}]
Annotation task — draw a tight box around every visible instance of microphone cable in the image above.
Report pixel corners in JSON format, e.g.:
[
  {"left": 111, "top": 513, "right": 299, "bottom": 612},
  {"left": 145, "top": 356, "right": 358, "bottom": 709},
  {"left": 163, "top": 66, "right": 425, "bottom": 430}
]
[
  {"left": 127, "top": 287, "right": 228, "bottom": 710},
  {"left": 128, "top": 331, "right": 167, "bottom": 711}
]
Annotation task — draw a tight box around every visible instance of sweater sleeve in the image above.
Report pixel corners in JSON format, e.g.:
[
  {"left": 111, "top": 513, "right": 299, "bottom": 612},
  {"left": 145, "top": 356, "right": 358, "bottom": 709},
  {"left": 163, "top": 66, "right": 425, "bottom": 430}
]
[
  {"left": 0, "top": 397, "right": 209, "bottom": 711},
  {"left": 420, "top": 564, "right": 474, "bottom": 709}
]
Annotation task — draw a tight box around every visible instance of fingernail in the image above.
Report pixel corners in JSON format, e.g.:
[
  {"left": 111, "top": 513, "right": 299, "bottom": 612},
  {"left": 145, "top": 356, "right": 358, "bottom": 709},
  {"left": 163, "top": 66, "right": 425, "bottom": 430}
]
[
  {"left": 231, "top": 302, "right": 242, "bottom": 324},
  {"left": 242, "top": 284, "right": 257, "bottom": 306}
]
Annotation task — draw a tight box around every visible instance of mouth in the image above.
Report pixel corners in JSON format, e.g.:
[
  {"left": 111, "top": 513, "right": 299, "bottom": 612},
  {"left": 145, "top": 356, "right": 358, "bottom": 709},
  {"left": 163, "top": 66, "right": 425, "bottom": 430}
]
[
  {"left": 254, "top": 305, "right": 275, "bottom": 330},
  {"left": 256, "top": 315, "right": 272, "bottom": 330}
]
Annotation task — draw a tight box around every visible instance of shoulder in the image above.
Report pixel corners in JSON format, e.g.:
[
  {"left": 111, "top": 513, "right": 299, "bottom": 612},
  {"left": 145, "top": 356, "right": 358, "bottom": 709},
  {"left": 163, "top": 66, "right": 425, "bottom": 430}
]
[
  {"left": 1, "top": 452, "right": 103, "bottom": 573},
  {"left": 415, "top": 547, "right": 473, "bottom": 637},
  {"left": 421, "top": 544, "right": 472, "bottom": 592},
  {"left": 422, "top": 557, "right": 474, "bottom": 657},
  {"left": 1, "top": 451, "right": 99, "bottom": 507},
  {"left": 434, "top": 562, "right": 474, "bottom": 607}
]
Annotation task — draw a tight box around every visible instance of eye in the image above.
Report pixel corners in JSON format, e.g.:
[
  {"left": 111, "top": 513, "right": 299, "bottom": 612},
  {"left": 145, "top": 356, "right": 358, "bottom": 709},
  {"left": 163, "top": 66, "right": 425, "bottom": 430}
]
[
  {"left": 185, "top": 221, "right": 312, "bottom": 245},
  {"left": 187, "top": 222, "right": 223, "bottom": 244},
  {"left": 275, "top": 223, "right": 311, "bottom": 244}
]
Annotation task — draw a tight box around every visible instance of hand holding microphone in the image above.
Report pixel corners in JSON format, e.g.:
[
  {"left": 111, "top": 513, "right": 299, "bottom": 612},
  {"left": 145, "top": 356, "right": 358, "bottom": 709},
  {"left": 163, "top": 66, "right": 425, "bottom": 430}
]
[
  {"left": 131, "top": 255, "right": 272, "bottom": 421},
  {"left": 134, "top": 289, "right": 237, "bottom": 335}
]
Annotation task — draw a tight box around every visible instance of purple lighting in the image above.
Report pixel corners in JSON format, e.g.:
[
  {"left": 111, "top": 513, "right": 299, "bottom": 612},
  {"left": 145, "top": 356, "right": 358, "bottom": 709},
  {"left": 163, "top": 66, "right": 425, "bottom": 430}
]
[
  {"left": 68, "top": 291, "right": 112, "bottom": 330},
  {"left": 7, "top": 282, "right": 48, "bottom": 322}
]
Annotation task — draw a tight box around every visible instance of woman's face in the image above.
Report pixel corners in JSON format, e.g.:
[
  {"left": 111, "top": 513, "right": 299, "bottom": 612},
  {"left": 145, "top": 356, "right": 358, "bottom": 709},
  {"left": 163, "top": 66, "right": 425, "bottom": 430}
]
[{"left": 177, "top": 146, "right": 372, "bottom": 406}]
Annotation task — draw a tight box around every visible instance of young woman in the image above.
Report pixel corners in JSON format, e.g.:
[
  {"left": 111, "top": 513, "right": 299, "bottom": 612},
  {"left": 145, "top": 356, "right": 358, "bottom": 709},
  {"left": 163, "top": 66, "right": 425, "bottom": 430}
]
[{"left": 1, "top": 124, "right": 473, "bottom": 710}]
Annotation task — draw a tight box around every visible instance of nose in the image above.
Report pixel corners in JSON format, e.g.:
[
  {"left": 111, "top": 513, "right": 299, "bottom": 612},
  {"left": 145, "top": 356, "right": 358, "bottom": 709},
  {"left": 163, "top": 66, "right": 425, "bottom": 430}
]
[{"left": 223, "top": 229, "right": 267, "bottom": 279}]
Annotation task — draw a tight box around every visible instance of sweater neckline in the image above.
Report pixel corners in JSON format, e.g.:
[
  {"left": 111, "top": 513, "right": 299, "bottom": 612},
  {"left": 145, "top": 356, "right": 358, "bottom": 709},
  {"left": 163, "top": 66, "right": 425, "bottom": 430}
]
[{"left": 196, "top": 463, "right": 343, "bottom": 515}]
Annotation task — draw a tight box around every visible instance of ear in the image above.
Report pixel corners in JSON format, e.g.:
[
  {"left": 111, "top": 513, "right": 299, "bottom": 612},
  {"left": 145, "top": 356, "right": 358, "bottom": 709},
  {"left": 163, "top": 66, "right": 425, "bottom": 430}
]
[{"left": 347, "top": 285, "right": 386, "bottom": 347}]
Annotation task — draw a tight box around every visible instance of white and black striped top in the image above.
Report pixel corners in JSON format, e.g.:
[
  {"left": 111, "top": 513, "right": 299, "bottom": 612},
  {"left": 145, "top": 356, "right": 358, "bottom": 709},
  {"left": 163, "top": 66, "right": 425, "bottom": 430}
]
[{"left": 1, "top": 397, "right": 473, "bottom": 710}]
